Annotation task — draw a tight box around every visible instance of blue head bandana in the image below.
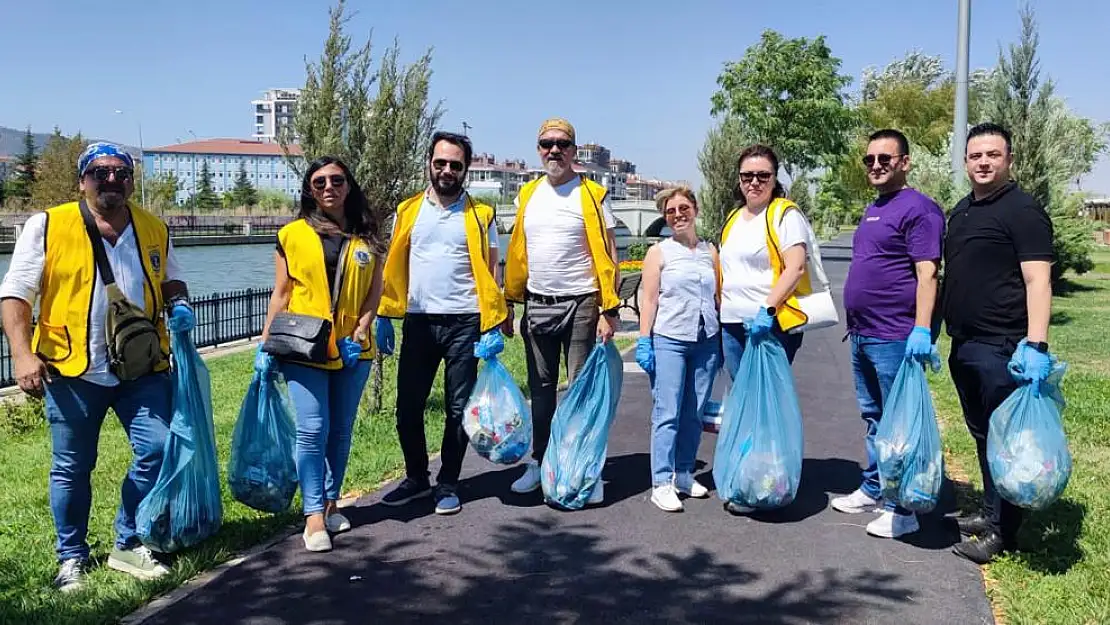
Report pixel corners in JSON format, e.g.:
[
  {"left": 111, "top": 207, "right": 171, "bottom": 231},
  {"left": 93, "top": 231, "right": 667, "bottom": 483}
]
[{"left": 77, "top": 142, "right": 135, "bottom": 176}]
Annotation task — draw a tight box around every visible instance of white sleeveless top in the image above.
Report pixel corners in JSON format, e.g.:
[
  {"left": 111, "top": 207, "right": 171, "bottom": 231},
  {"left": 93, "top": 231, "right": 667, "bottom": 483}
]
[{"left": 653, "top": 238, "right": 720, "bottom": 342}]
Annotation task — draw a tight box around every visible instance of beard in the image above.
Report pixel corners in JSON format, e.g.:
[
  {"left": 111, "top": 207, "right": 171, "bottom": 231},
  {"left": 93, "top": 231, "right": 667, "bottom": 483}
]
[
  {"left": 433, "top": 174, "right": 463, "bottom": 197},
  {"left": 544, "top": 156, "right": 569, "bottom": 179},
  {"left": 95, "top": 185, "right": 127, "bottom": 211}
]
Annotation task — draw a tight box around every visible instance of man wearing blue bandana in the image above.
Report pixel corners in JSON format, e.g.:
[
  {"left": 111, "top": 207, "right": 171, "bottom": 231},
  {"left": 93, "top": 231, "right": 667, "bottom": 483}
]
[{"left": 0, "top": 142, "right": 195, "bottom": 592}]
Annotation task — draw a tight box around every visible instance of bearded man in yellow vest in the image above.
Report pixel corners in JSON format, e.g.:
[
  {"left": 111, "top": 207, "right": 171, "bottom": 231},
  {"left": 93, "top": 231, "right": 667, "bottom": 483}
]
[
  {"left": 374, "top": 132, "right": 508, "bottom": 516},
  {"left": 503, "top": 118, "right": 621, "bottom": 501},
  {"left": 0, "top": 143, "right": 194, "bottom": 592}
]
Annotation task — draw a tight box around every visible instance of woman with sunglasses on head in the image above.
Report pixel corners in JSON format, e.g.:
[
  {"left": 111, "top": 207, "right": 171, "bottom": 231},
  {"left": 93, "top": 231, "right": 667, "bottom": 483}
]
[
  {"left": 258, "top": 156, "right": 386, "bottom": 552},
  {"left": 635, "top": 187, "right": 720, "bottom": 512},
  {"left": 717, "top": 144, "right": 814, "bottom": 378}
]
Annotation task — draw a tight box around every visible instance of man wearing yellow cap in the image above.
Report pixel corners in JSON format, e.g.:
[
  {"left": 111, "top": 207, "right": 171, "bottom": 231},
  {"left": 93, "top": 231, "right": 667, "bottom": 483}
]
[{"left": 503, "top": 118, "right": 620, "bottom": 500}]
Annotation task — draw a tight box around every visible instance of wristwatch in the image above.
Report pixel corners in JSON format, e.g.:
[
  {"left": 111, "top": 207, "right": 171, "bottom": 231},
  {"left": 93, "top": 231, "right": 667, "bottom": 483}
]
[
  {"left": 603, "top": 307, "right": 620, "bottom": 319},
  {"left": 763, "top": 305, "right": 777, "bottom": 316},
  {"left": 1028, "top": 341, "right": 1049, "bottom": 353}
]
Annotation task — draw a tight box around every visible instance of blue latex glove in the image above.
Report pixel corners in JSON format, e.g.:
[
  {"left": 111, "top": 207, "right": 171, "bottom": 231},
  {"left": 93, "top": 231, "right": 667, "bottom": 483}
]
[
  {"left": 904, "top": 325, "right": 935, "bottom": 359},
  {"left": 167, "top": 303, "right": 196, "bottom": 332},
  {"left": 253, "top": 347, "right": 273, "bottom": 374},
  {"left": 375, "top": 317, "right": 395, "bottom": 356},
  {"left": 1009, "top": 340, "right": 1052, "bottom": 396},
  {"left": 474, "top": 329, "right": 505, "bottom": 360},
  {"left": 337, "top": 337, "right": 362, "bottom": 368},
  {"left": 748, "top": 307, "right": 775, "bottom": 338},
  {"left": 635, "top": 337, "right": 655, "bottom": 375}
]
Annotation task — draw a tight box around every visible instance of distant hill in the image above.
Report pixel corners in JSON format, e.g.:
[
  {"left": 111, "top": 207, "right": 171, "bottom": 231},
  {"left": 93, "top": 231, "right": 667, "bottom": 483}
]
[{"left": 0, "top": 125, "right": 139, "bottom": 158}]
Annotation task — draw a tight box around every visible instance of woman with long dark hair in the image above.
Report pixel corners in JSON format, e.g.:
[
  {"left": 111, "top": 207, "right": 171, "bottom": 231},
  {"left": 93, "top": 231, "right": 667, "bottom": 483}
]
[
  {"left": 717, "top": 144, "right": 812, "bottom": 375},
  {"left": 258, "top": 156, "right": 386, "bottom": 552}
]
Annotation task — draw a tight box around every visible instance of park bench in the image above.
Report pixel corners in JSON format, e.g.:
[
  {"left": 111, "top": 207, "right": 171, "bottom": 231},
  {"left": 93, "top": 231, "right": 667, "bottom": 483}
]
[{"left": 617, "top": 272, "right": 642, "bottom": 317}]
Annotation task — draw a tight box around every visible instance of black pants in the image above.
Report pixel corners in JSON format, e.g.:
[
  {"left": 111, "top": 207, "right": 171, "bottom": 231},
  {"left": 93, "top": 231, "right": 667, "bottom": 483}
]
[
  {"left": 396, "top": 313, "right": 481, "bottom": 486},
  {"left": 949, "top": 336, "right": 1023, "bottom": 544}
]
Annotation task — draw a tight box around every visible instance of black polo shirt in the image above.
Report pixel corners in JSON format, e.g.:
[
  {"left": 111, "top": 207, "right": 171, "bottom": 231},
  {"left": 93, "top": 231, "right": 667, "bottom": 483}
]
[{"left": 941, "top": 182, "right": 1053, "bottom": 341}]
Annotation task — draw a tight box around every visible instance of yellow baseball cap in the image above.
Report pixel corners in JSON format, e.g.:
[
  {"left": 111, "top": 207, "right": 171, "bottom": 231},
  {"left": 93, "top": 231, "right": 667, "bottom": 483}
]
[{"left": 537, "top": 118, "right": 576, "bottom": 143}]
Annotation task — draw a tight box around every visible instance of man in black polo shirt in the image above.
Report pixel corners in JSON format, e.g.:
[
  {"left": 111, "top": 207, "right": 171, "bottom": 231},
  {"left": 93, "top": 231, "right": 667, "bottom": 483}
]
[{"left": 942, "top": 122, "right": 1055, "bottom": 564}]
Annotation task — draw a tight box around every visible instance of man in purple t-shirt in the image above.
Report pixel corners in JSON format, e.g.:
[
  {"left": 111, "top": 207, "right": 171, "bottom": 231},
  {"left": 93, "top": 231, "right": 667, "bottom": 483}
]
[{"left": 831, "top": 129, "right": 946, "bottom": 540}]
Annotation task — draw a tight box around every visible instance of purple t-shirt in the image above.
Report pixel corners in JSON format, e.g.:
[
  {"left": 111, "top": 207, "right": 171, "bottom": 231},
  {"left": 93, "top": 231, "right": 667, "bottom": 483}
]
[{"left": 843, "top": 187, "right": 945, "bottom": 339}]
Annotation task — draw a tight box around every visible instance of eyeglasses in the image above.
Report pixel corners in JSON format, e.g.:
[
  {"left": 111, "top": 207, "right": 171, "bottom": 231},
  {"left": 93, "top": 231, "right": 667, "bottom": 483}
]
[
  {"left": 738, "top": 171, "right": 773, "bottom": 184},
  {"left": 310, "top": 174, "right": 347, "bottom": 190},
  {"left": 862, "top": 153, "right": 905, "bottom": 168},
  {"left": 432, "top": 159, "right": 464, "bottom": 172},
  {"left": 85, "top": 166, "right": 133, "bottom": 182},
  {"left": 538, "top": 138, "right": 573, "bottom": 150},
  {"left": 664, "top": 205, "right": 694, "bottom": 216}
]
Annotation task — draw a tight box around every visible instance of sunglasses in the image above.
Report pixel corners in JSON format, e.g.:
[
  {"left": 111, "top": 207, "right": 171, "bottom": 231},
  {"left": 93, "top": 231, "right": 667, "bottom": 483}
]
[
  {"left": 664, "top": 205, "right": 694, "bottom": 216},
  {"left": 432, "top": 159, "right": 464, "bottom": 172},
  {"left": 738, "top": 171, "right": 773, "bottom": 184},
  {"left": 86, "top": 166, "right": 133, "bottom": 182},
  {"left": 862, "top": 153, "right": 904, "bottom": 168},
  {"left": 310, "top": 174, "right": 347, "bottom": 190},
  {"left": 538, "top": 138, "right": 573, "bottom": 150}
]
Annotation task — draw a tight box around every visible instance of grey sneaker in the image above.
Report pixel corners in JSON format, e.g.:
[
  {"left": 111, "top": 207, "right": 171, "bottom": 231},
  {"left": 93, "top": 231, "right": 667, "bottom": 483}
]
[
  {"left": 54, "top": 558, "right": 86, "bottom": 593},
  {"left": 108, "top": 545, "right": 170, "bottom": 580},
  {"left": 434, "top": 484, "right": 462, "bottom": 515}
]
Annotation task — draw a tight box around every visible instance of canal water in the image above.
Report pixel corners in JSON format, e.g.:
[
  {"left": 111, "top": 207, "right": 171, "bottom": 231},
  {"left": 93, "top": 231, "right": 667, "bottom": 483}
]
[{"left": 0, "top": 235, "right": 516, "bottom": 297}]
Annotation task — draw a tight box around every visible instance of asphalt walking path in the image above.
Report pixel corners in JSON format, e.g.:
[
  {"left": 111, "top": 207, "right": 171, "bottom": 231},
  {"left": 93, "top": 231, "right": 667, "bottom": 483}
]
[{"left": 138, "top": 235, "right": 993, "bottom": 625}]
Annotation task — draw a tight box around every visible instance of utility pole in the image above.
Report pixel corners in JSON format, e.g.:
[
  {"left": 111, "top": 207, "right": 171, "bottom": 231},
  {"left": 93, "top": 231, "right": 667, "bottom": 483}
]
[
  {"left": 461, "top": 121, "right": 472, "bottom": 137},
  {"left": 115, "top": 110, "right": 148, "bottom": 210},
  {"left": 952, "top": 0, "right": 971, "bottom": 188}
]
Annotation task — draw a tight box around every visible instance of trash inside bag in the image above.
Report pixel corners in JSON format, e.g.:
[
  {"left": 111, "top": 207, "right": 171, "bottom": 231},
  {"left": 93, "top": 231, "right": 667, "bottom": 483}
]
[
  {"left": 228, "top": 358, "right": 299, "bottom": 513},
  {"left": 702, "top": 399, "right": 724, "bottom": 434},
  {"left": 988, "top": 362, "right": 1072, "bottom": 510},
  {"left": 136, "top": 328, "right": 223, "bottom": 553},
  {"left": 713, "top": 335, "right": 803, "bottom": 510},
  {"left": 541, "top": 342, "right": 623, "bottom": 510},
  {"left": 464, "top": 356, "right": 532, "bottom": 465},
  {"left": 874, "top": 358, "right": 944, "bottom": 513}
]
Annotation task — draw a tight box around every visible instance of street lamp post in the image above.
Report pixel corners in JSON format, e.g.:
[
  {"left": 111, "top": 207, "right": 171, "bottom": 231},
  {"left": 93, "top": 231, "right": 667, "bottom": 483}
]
[
  {"left": 951, "top": 0, "right": 971, "bottom": 188},
  {"left": 115, "top": 109, "right": 148, "bottom": 210}
]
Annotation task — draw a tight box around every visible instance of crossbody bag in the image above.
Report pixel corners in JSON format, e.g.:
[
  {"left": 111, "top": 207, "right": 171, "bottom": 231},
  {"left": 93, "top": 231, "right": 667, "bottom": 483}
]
[{"left": 262, "top": 237, "right": 349, "bottom": 363}]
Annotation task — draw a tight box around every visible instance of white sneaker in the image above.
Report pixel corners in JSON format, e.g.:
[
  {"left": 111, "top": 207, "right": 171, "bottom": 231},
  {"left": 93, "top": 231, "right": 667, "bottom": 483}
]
[
  {"left": 831, "top": 489, "right": 882, "bottom": 514},
  {"left": 675, "top": 472, "right": 709, "bottom": 498},
  {"left": 325, "top": 511, "right": 351, "bottom": 533},
  {"left": 303, "top": 529, "right": 333, "bottom": 552},
  {"left": 651, "top": 484, "right": 683, "bottom": 512},
  {"left": 866, "top": 510, "right": 920, "bottom": 538},
  {"left": 511, "top": 461, "right": 541, "bottom": 493},
  {"left": 107, "top": 545, "right": 170, "bottom": 580},
  {"left": 587, "top": 480, "right": 604, "bottom": 505}
]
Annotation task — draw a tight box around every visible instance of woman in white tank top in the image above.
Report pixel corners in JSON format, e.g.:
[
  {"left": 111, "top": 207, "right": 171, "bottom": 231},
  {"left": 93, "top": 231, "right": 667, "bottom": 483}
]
[{"left": 635, "top": 187, "right": 721, "bottom": 513}]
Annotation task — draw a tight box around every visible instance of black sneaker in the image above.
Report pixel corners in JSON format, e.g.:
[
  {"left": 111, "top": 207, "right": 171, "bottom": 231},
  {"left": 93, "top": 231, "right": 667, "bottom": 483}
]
[
  {"left": 381, "top": 478, "right": 432, "bottom": 507},
  {"left": 952, "top": 532, "right": 1013, "bottom": 565},
  {"left": 955, "top": 512, "right": 993, "bottom": 537},
  {"left": 433, "top": 484, "right": 462, "bottom": 515}
]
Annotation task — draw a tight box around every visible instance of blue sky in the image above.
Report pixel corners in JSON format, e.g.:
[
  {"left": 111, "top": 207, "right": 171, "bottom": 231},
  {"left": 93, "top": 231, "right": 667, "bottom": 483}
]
[{"left": 2, "top": 0, "right": 1106, "bottom": 194}]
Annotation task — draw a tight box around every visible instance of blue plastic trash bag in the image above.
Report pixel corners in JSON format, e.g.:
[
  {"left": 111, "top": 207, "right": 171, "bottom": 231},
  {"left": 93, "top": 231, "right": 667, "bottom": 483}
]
[
  {"left": 463, "top": 356, "right": 532, "bottom": 465},
  {"left": 988, "top": 361, "right": 1072, "bottom": 510},
  {"left": 874, "top": 357, "right": 944, "bottom": 513},
  {"left": 541, "top": 342, "right": 623, "bottom": 510},
  {"left": 228, "top": 357, "right": 299, "bottom": 513},
  {"left": 713, "top": 335, "right": 803, "bottom": 510},
  {"left": 136, "top": 328, "right": 223, "bottom": 553}
]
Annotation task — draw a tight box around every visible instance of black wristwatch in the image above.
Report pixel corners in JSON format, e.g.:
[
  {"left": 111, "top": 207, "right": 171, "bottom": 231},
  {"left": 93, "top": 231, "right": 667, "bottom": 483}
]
[
  {"left": 763, "top": 305, "right": 777, "bottom": 316},
  {"left": 603, "top": 308, "right": 620, "bottom": 319},
  {"left": 1028, "top": 341, "right": 1049, "bottom": 353}
]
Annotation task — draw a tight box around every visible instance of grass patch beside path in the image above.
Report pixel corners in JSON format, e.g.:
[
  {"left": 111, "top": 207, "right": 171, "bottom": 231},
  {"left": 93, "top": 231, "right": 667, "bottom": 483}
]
[
  {"left": 929, "top": 269, "right": 1110, "bottom": 625},
  {"left": 0, "top": 329, "right": 631, "bottom": 625}
]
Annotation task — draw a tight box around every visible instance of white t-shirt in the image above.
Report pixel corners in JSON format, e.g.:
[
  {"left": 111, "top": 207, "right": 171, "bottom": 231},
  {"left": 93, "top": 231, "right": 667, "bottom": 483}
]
[
  {"left": 719, "top": 208, "right": 809, "bottom": 323},
  {"left": 519, "top": 177, "right": 616, "bottom": 297},
  {"left": 0, "top": 211, "right": 184, "bottom": 386},
  {"left": 407, "top": 192, "right": 498, "bottom": 314}
]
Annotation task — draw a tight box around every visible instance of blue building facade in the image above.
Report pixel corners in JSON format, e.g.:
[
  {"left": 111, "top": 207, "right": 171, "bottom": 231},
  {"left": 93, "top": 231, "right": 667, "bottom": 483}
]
[{"left": 143, "top": 139, "right": 304, "bottom": 205}]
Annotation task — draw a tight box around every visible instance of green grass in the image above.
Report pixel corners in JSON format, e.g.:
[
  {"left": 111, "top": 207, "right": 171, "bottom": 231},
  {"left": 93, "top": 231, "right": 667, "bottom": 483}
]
[
  {"left": 1089, "top": 247, "right": 1110, "bottom": 276},
  {"left": 0, "top": 329, "right": 632, "bottom": 625},
  {"left": 929, "top": 269, "right": 1110, "bottom": 625}
]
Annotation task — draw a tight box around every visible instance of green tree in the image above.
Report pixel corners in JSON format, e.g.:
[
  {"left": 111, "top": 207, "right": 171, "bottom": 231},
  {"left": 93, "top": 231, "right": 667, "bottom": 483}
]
[
  {"left": 30, "top": 128, "right": 86, "bottom": 209},
  {"left": 710, "top": 30, "right": 855, "bottom": 177},
  {"left": 231, "top": 162, "right": 258, "bottom": 209},
  {"left": 257, "top": 188, "right": 295, "bottom": 212},
  {"left": 190, "top": 161, "right": 220, "bottom": 211},
  {"left": 147, "top": 172, "right": 181, "bottom": 211},
  {"left": 696, "top": 116, "right": 748, "bottom": 242},
  {"left": 7, "top": 126, "right": 38, "bottom": 201},
  {"left": 983, "top": 3, "right": 1103, "bottom": 279}
]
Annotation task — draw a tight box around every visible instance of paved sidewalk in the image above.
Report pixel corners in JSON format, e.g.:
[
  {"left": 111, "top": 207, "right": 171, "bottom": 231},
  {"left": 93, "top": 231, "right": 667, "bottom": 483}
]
[{"left": 138, "top": 236, "right": 993, "bottom": 625}]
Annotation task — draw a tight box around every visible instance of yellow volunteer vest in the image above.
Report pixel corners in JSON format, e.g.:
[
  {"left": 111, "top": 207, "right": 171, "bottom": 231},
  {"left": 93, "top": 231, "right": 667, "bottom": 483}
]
[
  {"left": 279, "top": 219, "right": 379, "bottom": 370},
  {"left": 503, "top": 175, "right": 619, "bottom": 310},
  {"left": 719, "top": 198, "right": 813, "bottom": 332},
  {"left": 32, "top": 202, "right": 171, "bottom": 377},
  {"left": 377, "top": 192, "right": 507, "bottom": 332}
]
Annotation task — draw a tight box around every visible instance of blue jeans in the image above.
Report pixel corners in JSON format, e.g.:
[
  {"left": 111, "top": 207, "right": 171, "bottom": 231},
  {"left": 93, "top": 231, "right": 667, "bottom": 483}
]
[
  {"left": 720, "top": 321, "right": 803, "bottom": 381},
  {"left": 44, "top": 372, "right": 172, "bottom": 562},
  {"left": 850, "top": 334, "right": 910, "bottom": 514},
  {"left": 283, "top": 361, "right": 372, "bottom": 515},
  {"left": 649, "top": 331, "right": 719, "bottom": 486}
]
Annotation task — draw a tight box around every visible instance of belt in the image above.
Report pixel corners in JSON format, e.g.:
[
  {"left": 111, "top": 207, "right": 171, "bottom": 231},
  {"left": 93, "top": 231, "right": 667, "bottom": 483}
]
[{"left": 525, "top": 290, "right": 593, "bottom": 306}]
